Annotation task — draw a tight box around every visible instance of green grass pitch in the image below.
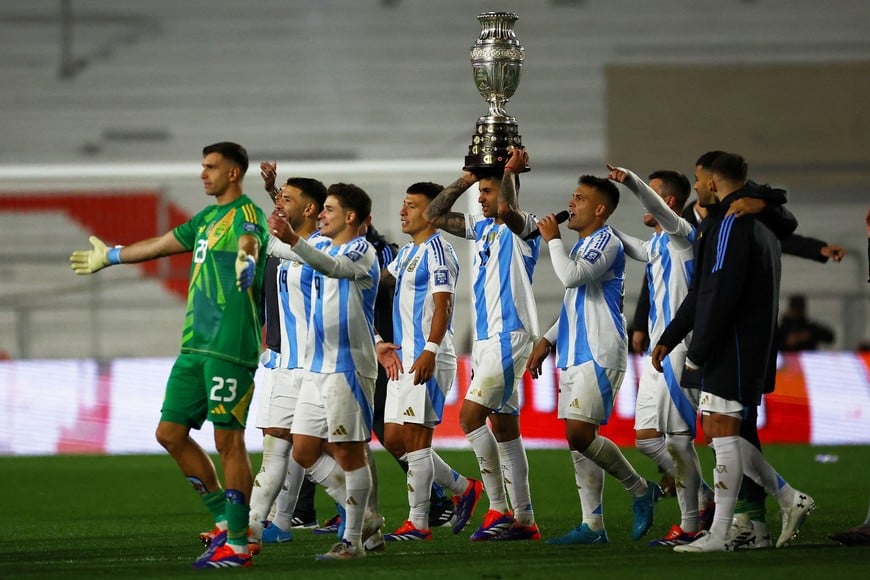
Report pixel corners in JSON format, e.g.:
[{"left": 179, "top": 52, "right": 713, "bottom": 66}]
[{"left": 3, "top": 445, "right": 869, "bottom": 579}]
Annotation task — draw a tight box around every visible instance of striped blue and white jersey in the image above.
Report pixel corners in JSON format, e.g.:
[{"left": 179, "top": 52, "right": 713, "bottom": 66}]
[
  {"left": 275, "top": 231, "right": 328, "bottom": 370},
  {"left": 544, "top": 225, "right": 627, "bottom": 371},
  {"left": 268, "top": 234, "right": 380, "bottom": 379},
  {"left": 612, "top": 169, "right": 696, "bottom": 349},
  {"left": 464, "top": 213, "right": 541, "bottom": 340},
  {"left": 387, "top": 232, "right": 459, "bottom": 368}
]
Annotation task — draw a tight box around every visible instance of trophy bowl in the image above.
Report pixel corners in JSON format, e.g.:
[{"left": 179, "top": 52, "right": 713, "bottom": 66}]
[{"left": 463, "top": 11, "right": 529, "bottom": 173}]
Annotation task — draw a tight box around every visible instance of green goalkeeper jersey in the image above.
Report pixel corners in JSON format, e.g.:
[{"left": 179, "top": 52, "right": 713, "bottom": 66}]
[{"left": 172, "top": 194, "right": 268, "bottom": 367}]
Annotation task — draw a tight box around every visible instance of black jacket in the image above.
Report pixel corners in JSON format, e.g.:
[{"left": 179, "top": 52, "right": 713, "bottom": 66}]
[{"left": 659, "top": 186, "right": 782, "bottom": 404}]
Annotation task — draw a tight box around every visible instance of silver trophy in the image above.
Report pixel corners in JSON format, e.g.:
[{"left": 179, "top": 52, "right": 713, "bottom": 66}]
[{"left": 464, "top": 11, "right": 528, "bottom": 173}]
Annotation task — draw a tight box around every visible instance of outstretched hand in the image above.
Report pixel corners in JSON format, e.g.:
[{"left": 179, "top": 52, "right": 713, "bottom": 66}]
[{"left": 70, "top": 235, "right": 111, "bottom": 275}]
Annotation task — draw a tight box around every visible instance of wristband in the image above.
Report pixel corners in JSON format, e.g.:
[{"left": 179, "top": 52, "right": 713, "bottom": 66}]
[
  {"left": 423, "top": 341, "right": 439, "bottom": 354},
  {"left": 107, "top": 246, "right": 123, "bottom": 265},
  {"left": 374, "top": 334, "right": 384, "bottom": 345}
]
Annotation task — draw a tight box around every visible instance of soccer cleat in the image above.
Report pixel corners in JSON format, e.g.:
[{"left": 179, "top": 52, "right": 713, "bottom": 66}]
[
  {"left": 314, "top": 513, "right": 341, "bottom": 535},
  {"left": 827, "top": 524, "right": 870, "bottom": 546},
  {"left": 673, "top": 530, "right": 733, "bottom": 553},
  {"left": 647, "top": 524, "right": 699, "bottom": 547},
  {"left": 429, "top": 495, "right": 457, "bottom": 528},
  {"left": 289, "top": 515, "right": 317, "bottom": 529},
  {"left": 316, "top": 539, "right": 365, "bottom": 561},
  {"left": 194, "top": 530, "right": 227, "bottom": 565},
  {"left": 546, "top": 523, "right": 609, "bottom": 545},
  {"left": 364, "top": 530, "right": 386, "bottom": 552},
  {"left": 261, "top": 521, "right": 294, "bottom": 543},
  {"left": 777, "top": 491, "right": 815, "bottom": 548},
  {"left": 730, "top": 515, "right": 771, "bottom": 550},
  {"left": 452, "top": 478, "right": 484, "bottom": 534},
  {"left": 631, "top": 480, "right": 663, "bottom": 540},
  {"left": 385, "top": 520, "right": 433, "bottom": 541},
  {"left": 191, "top": 544, "right": 253, "bottom": 568},
  {"left": 198, "top": 526, "right": 224, "bottom": 547},
  {"left": 469, "top": 510, "right": 516, "bottom": 541},
  {"left": 494, "top": 521, "right": 541, "bottom": 541}
]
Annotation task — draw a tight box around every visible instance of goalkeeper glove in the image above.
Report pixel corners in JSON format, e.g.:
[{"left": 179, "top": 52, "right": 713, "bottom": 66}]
[
  {"left": 235, "top": 250, "right": 256, "bottom": 291},
  {"left": 70, "top": 235, "right": 122, "bottom": 275}
]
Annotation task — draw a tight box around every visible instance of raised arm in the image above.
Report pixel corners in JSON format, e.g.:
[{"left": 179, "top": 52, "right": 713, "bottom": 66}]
[
  {"left": 424, "top": 172, "right": 476, "bottom": 237},
  {"left": 611, "top": 226, "right": 649, "bottom": 262},
  {"left": 499, "top": 148, "right": 530, "bottom": 235},
  {"left": 293, "top": 237, "right": 375, "bottom": 283},
  {"left": 607, "top": 164, "right": 694, "bottom": 248},
  {"left": 70, "top": 230, "right": 187, "bottom": 275}
]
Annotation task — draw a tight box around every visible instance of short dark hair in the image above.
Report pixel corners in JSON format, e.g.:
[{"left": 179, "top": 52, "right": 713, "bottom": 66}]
[
  {"left": 578, "top": 174, "right": 620, "bottom": 214},
  {"left": 202, "top": 142, "right": 248, "bottom": 175},
  {"left": 406, "top": 181, "right": 443, "bottom": 200},
  {"left": 475, "top": 168, "right": 520, "bottom": 191},
  {"left": 711, "top": 152, "right": 748, "bottom": 182},
  {"left": 648, "top": 170, "right": 692, "bottom": 209},
  {"left": 286, "top": 177, "right": 327, "bottom": 212},
  {"left": 326, "top": 183, "right": 371, "bottom": 224},
  {"left": 695, "top": 150, "right": 726, "bottom": 170}
]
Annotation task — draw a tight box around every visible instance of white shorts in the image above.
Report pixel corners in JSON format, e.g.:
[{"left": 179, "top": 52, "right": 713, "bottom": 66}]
[
  {"left": 255, "top": 367, "right": 303, "bottom": 429},
  {"left": 384, "top": 365, "right": 456, "bottom": 428},
  {"left": 699, "top": 391, "right": 745, "bottom": 418},
  {"left": 292, "top": 370, "right": 375, "bottom": 443},
  {"left": 466, "top": 331, "right": 532, "bottom": 415},
  {"left": 634, "top": 349, "right": 700, "bottom": 434},
  {"left": 557, "top": 360, "right": 625, "bottom": 425}
]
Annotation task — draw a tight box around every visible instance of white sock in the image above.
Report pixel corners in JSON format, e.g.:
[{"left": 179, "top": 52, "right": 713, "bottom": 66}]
[
  {"left": 248, "top": 435, "right": 291, "bottom": 537},
  {"left": 583, "top": 435, "right": 646, "bottom": 497},
  {"left": 667, "top": 434, "right": 702, "bottom": 533},
  {"left": 709, "top": 436, "right": 743, "bottom": 540},
  {"left": 406, "top": 448, "right": 434, "bottom": 529},
  {"left": 637, "top": 435, "right": 676, "bottom": 476},
  {"left": 270, "top": 455, "right": 306, "bottom": 531},
  {"left": 342, "top": 465, "right": 372, "bottom": 545},
  {"left": 738, "top": 438, "right": 795, "bottom": 508},
  {"left": 498, "top": 436, "right": 535, "bottom": 526},
  {"left": 467, "top": 425, "right": 508, "bottom": 513},
  {"left": 571, "top": 450, "right": 605, "bottom": 531},
  {"left": 432, "top": 450, "right": 468, "bottom": 496},
  {"left": 365, "top": 443, "right": 380, "bottom": 514},
  {"left": 306, "top": 453, "right": 345, "bottom": 506}
]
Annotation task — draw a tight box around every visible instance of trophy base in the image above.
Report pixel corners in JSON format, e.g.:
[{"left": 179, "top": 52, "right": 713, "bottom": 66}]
[{"left": 463, "top": 120, "right": 530, "bottom": 174}]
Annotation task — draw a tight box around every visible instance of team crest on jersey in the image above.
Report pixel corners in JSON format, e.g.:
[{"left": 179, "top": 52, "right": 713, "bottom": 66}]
[
  {"left": 583, "top": 249, "right": 602, "bottom": 263},
  {"left": 434, "top": 269, "right": 449, "bottom": 286},
  {"left": 208, "top": 221, "right": 229, "bottom": 240},
  {"left": 405, "top": 256, "right": 420, "bottom": 272}
]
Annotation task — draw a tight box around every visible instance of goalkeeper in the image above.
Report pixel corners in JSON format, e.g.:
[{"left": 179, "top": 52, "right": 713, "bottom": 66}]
[{"left": 69, "top": 142, "right": 268, "bottom": 570}]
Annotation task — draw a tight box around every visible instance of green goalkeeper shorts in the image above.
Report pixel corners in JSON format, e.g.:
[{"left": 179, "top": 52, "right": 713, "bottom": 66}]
[{"left": 161, "top": 353, "right": 256, "bottom": 430}]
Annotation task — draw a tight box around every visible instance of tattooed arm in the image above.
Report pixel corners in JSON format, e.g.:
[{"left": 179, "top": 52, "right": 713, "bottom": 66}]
[{"left": 423, "top": 171, "right": 477, "bottom": 237}]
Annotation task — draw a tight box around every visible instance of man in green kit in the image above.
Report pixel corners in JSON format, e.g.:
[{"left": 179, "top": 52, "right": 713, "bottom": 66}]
[{"left": 70, "top": 141, "right": 268, "bottom": 569}]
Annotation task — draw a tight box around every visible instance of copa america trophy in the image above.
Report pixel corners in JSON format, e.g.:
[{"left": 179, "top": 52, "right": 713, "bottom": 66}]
[{"left": 463, "top": 11, "right": 528, "bottom": 173}]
